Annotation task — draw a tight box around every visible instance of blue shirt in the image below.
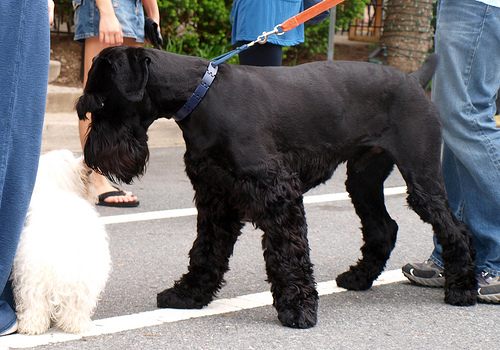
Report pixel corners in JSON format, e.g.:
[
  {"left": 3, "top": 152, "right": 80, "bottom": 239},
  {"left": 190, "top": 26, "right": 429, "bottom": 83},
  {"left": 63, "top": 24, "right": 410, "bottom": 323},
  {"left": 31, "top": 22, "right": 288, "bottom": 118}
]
[
  {"left": 230, "top": 0, "right": 305, "bottom": 46},
  {"left": 475, "top": 0, "right": 500, "bottom": 7}
]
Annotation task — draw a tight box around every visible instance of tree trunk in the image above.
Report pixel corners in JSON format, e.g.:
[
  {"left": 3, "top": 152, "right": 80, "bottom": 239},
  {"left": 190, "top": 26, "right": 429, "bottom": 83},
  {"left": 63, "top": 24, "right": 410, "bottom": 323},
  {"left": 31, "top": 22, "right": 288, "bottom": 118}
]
[{"left": 381, "top": 0, "right": 434, "bottom": 73}]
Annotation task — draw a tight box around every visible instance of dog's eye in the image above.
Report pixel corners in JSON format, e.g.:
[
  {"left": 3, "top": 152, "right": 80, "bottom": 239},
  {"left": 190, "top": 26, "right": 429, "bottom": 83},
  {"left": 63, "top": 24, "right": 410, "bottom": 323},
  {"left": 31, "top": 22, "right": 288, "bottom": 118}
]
[{"left": 94, "top": 101, "right": 105, "bottom": 112}]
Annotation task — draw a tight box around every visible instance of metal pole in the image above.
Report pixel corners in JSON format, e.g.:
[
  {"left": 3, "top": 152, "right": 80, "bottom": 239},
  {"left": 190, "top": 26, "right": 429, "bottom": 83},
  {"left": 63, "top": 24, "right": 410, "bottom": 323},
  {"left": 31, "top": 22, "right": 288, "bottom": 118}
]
[{"left": 327, "top": 6, "right": 337, "bottom": 60}]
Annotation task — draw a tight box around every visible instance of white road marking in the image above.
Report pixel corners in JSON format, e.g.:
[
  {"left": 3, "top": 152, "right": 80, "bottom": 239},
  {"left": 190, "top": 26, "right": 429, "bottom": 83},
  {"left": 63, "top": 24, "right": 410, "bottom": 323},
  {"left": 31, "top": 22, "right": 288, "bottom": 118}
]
[
  {"left": 0, "top": 187, "right": 408, "bottom": 349},
  {"left": 100, "top": 186, "right": 407, "bottom": 225},
  {"left": 0, "top": 269, "right": 407, "bottom": 349}
]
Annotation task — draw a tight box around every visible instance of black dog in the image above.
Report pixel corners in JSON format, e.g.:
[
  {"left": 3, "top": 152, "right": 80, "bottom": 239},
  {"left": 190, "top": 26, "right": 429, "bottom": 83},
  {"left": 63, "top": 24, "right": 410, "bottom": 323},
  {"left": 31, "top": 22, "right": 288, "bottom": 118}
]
[{"left": 77, "top": 46, "right": 477, "bottom": 328}]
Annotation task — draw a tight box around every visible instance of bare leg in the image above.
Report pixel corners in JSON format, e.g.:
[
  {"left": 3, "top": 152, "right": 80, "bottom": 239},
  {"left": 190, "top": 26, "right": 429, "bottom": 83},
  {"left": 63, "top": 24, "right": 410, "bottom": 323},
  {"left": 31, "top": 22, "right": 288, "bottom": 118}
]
[{"left": 80, "top": 37, "right": 141, "bottom": 205}]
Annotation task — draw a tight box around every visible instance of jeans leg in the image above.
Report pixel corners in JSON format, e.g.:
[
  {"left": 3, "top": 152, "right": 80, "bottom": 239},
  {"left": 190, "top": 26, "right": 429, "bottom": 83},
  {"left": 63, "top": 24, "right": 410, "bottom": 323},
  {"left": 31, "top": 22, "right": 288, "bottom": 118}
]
[
  {"left": 430, "top": 144, "right": 465, "bottom": 269},
  {"left": 431, "top": 0, "right": 500, "bottom": 276},
  {"left": 0, "top": 0, "right": 49, "bottom": 332}
]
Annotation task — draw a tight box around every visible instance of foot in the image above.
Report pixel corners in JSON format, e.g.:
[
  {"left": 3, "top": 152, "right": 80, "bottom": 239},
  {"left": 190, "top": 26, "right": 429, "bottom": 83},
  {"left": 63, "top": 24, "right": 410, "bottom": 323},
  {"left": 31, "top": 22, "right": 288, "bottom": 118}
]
[
  {"left": 0, "top": 320, "right": 17, "bottom": 336},
  {"left": 157, "top": 286, "right": 211, "bottom": 309},
  {"left": 402, "top": 259, "right": 445, "bottom": 287},
  {"left": 477, "top": 272, "right": 500, "bottom": 304},
  {"left": 276, "top": 302, "right": 318, "bottom": 329},
  {"left": 403, "top": 259, "right": 479, "bottom": 306},
  {"left": 336, "top": 268, "right": 375, "bottom": 291},
  {"left": 93, "top": 172, "right": 139, "bottom": 207}
]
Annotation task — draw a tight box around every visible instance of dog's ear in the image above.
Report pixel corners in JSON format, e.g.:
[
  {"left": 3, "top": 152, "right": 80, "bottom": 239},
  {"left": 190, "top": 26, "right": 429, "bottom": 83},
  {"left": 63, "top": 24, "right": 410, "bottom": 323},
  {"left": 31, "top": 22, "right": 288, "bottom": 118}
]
[
  {"left": 108, "top": 50, "right": 151, "bottom": 102},
  {"left": 76, "top": 93, "right": 105, "bottom": 121}
]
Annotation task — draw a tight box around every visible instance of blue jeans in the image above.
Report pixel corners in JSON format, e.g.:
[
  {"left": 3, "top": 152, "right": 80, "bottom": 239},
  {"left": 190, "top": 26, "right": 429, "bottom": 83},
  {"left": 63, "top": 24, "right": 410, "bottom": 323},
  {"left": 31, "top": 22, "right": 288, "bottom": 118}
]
[
  {"left": 429, "top": 0, "right": 500, "bottom": 277},
  {"left": 0, "top": 0, "right": 49, "bottom": 334}
]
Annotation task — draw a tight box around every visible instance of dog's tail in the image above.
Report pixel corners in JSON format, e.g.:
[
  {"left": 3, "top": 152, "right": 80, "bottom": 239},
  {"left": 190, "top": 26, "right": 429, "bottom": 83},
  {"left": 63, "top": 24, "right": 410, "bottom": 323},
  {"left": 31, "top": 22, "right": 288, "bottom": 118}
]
[{"left": 410, "top": 53, "right": 438, "bottom": 88}]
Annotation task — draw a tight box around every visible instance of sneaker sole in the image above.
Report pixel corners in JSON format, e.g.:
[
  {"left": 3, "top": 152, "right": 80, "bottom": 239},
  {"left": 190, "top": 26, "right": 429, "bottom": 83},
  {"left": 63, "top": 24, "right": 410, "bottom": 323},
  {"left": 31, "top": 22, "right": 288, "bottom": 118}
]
[
  {"left": 477, "top": 293, "right": 500, "bottom": 304},
  {"left": 402, "top": 271, "right": 445, "bottom": 288},
  {"left": 0, "top": 321, "right": 18, "bottom": 336}
]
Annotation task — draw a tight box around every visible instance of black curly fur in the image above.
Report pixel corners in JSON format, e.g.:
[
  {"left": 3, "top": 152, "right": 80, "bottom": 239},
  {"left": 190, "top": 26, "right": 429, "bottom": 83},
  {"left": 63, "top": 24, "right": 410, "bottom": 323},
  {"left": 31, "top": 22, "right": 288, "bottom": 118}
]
[{"left": 76, "top": 46, "right": 477, "bottom": 328}]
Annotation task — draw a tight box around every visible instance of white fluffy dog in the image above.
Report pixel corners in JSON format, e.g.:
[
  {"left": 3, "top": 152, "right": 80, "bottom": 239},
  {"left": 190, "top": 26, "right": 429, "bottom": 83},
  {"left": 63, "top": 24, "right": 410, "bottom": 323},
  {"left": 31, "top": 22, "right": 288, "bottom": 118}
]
[{"left": 11, "top": 150, "right": 111, "bottom": 335}]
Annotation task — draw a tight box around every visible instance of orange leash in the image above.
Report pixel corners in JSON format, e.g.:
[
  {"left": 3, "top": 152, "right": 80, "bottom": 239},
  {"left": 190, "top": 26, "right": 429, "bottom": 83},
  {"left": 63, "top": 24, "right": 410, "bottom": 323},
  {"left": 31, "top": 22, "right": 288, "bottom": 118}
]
[
  {"left": 211, "top": 0, "right": 347, "bottom": 66},
  {"left": 188, "top": 0, "right": 347, "bottom": 120},
  {"left": 280, "top": 0, "right": 346, "bottom": 33}
]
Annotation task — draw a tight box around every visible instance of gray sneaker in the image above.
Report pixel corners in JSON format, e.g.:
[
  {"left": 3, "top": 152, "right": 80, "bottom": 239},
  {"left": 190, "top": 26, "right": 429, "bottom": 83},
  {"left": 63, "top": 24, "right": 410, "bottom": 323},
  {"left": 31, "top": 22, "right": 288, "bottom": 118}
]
[
  {"left": 477, "top": 272, "right": 500, "bottom": 304},
  {"left": 402, "top": 260, "right": 445, "bottom": 287}
]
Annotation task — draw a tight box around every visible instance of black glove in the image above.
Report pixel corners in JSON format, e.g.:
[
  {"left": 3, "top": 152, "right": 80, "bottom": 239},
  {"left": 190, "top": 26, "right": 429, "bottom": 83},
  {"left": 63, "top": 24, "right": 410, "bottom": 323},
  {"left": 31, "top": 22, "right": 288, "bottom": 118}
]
[{"left": 144, "top": 17, "right": 163, "bottom": 49}]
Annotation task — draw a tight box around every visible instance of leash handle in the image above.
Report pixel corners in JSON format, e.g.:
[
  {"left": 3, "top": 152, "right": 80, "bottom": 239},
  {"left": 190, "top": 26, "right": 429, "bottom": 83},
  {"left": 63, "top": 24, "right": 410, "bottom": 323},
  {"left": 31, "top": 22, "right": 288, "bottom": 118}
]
[{"left": 280, "top": 0, "right": 345, "bottom": 33}]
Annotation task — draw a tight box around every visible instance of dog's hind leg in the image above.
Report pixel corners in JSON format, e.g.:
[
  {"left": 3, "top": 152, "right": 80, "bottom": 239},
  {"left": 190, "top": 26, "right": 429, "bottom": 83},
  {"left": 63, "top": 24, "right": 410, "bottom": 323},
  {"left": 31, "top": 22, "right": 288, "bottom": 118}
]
[
  {"left": 157, "top": 199, "right": 243, "bottom": 309},
  {"left": 15, "top": 290, "right": 51, "bottom": 335},
  {"left": 401, "top": 165, "right": 477, "bottom": 306},
  {"left": 256, "top": 186, "right": 318, "bottom": 328},
  {"left": 53, "top": 290, "right": 94, "bottom": 334},
  {"left": 336, "top": 150, "right": 398, "bottom": 290}
]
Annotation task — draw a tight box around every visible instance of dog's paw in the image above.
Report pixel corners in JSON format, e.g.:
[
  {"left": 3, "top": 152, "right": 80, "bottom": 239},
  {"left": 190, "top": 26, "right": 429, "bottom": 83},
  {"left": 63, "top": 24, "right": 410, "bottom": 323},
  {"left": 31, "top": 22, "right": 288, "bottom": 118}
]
[
  {"left": 157, "top": 287, "right": 208, "bottom": 309},
  {"left": 336, "top": 270, "right": 373, "bottom": 291},
  {"left": 277, "top": 304, "right": 318, "bottom": 329},
  {"left": 444, "top": 288, "right": 477, "bottom": 306},
  {"left": 17, "top": 320, "right": 50, "bottom": 335},
  {"left": 56, "top": 319, "right": 92, "bottom": 334}
]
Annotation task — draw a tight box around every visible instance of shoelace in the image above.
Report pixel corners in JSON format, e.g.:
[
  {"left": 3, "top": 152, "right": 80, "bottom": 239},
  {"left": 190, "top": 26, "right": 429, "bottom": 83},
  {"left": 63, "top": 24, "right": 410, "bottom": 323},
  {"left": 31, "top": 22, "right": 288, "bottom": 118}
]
[{"left": 477, "top": 272, "right": 499, "bottom": 286}]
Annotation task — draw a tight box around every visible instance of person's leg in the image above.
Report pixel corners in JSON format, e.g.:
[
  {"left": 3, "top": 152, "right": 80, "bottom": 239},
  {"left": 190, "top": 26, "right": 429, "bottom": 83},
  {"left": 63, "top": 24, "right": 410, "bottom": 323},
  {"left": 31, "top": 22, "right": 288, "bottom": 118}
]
[
  {"left": 80, "top": 37, "right": 141, "bottom": 205},
  {"left": 236, "top": 41, "right": 283, "bottom": 66},
  {"left": 0, "top": 0, "right": 49, "bottom": 334},
  {"left": 430, "top": 0, "right": 500, "bottom": 276},
  {"left": 403, "top": 1, "right": 500, "bottom": 295}
]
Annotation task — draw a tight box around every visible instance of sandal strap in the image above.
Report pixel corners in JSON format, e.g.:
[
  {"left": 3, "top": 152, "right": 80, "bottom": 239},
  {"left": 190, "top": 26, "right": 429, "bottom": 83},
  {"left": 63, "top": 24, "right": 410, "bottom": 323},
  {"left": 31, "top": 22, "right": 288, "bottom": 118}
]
[{"left": 98, "top": 190, "right": 127, "bottom": 201}]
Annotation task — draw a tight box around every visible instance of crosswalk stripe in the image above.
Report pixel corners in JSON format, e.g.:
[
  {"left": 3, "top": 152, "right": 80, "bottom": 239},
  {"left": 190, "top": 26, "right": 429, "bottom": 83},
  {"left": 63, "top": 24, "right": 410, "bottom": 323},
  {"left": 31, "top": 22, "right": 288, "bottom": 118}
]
[
  {"left": 0, "top": 269, "right": 407, "bottom": 349},
  {"left": 100, "top": 186, "right": 407, "bottom": 225}
]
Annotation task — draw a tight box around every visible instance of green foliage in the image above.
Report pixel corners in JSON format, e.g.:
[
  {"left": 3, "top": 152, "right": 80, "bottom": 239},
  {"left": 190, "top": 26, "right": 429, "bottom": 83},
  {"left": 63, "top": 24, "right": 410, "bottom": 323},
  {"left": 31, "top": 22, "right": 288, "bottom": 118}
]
[
  {"left": 283, "top": 0, "right": 371, "bottom": 63},
  {"left": 157, "top": 0, "right": 372, "bottom": 61},
  {"left": 54, "top": 0, "right": 372, "bottom": 62},
  {"left": 336, "top": 0, "right": 371, "bottom": 30},
  {"left": 157, "top": 0, "right": 233, "bottom": 57}
]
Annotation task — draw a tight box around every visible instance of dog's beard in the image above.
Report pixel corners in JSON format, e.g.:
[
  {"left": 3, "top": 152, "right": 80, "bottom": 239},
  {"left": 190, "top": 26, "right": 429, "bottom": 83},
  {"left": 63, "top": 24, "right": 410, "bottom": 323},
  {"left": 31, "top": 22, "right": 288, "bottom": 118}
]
[{"left": 84, "top": 122, "right": 149, "bottom": 184}]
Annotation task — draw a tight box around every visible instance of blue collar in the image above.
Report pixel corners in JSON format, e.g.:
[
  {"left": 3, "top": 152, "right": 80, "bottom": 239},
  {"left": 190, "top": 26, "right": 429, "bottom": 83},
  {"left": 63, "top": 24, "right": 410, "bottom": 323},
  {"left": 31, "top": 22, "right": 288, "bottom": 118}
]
[
  {"left": 172, "top": 44, "right": 253, "bottom": 121},
  {"left": 173, "top": 63, "right": 218, "bottom": 121}
]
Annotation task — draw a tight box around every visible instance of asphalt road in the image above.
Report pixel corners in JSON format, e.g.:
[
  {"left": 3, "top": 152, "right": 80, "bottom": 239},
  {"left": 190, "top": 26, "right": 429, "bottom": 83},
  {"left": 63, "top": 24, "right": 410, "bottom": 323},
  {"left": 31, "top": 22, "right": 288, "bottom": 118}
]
[{"left": 1, "top": 146, "right": 499, "bottom": 350}]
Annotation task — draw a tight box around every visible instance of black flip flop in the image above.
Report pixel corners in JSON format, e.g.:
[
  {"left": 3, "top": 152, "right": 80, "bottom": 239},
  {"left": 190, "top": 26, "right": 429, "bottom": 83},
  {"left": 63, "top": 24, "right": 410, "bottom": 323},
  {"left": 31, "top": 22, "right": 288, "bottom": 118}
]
[{"left": 97, "top": 190, "right": 140, "bottom": 207}]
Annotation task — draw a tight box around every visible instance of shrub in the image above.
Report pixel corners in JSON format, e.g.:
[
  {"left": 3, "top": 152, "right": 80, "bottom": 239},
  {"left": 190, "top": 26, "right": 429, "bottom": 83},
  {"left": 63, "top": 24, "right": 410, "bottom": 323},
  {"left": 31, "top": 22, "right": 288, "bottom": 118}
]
[
  {"left": 55, "top": 0, "right": 371, "bottom": 62},
  {"left": 157, "top": 0, "right": 233, "bottom": 56}
]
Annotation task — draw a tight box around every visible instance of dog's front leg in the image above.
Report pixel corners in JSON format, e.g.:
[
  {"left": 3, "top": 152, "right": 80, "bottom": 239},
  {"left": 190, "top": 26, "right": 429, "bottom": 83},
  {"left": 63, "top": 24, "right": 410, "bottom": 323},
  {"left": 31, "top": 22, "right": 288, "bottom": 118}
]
[
  {"left": 157, "top": 200, "right": 243, "bottom": 309},
  {"left": 258, "top": 197, "right": 318, "bottom": 329}
]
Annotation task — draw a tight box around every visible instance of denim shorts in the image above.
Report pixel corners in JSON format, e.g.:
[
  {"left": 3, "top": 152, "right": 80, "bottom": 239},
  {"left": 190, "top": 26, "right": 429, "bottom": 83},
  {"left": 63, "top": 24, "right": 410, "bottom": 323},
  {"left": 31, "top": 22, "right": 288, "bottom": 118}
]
[{"left": 73, "top": 0, "right": 145, "bottom": 42}]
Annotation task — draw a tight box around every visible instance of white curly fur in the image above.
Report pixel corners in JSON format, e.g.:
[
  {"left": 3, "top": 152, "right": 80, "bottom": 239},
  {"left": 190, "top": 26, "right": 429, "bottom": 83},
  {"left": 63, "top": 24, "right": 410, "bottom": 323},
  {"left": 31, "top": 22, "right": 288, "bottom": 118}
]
[{"left": 11, "top": 150, "right": 111, "bottom": 335}]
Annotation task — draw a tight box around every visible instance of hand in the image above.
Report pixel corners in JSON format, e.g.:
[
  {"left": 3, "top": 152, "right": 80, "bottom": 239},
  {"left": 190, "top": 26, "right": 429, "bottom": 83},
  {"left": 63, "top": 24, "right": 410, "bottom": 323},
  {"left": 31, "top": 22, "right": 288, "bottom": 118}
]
[
  {"left": 98, "top": 12, "right": 124, "bottom": 46},
  {"left": 95, "top": 0, "right": 124, "bottom": 46},
  {"left": 48, "top": 0, "right": 54, "bottom": 24}
]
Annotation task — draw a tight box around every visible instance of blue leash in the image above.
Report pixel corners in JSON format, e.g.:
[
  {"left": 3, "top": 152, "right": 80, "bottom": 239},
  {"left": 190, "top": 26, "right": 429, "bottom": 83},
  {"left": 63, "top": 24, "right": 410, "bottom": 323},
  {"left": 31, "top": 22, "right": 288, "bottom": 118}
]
[
  {"left": 211, "top": 44, "right": 250, "bottom": 67},
  {"left": 173, "top": 28, "right": 281, "bottom": 121}
]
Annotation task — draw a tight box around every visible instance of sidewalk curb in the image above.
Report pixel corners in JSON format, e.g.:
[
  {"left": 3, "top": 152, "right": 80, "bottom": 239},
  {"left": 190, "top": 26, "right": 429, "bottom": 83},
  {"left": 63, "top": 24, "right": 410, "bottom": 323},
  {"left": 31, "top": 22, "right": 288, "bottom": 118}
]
[
  {"left": 42, "top": 113, "right": 184, "bottom": 153},
  {"left": 46, "top": 85, "right": 82, "bottom": 113}
]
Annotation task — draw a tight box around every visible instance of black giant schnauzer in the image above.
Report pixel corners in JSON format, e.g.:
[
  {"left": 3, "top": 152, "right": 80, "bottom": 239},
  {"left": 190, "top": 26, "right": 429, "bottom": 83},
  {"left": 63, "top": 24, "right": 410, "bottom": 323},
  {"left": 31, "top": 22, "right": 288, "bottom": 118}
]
[{"left": 76, "top": 46, "right": 477, "bottom": 328}]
